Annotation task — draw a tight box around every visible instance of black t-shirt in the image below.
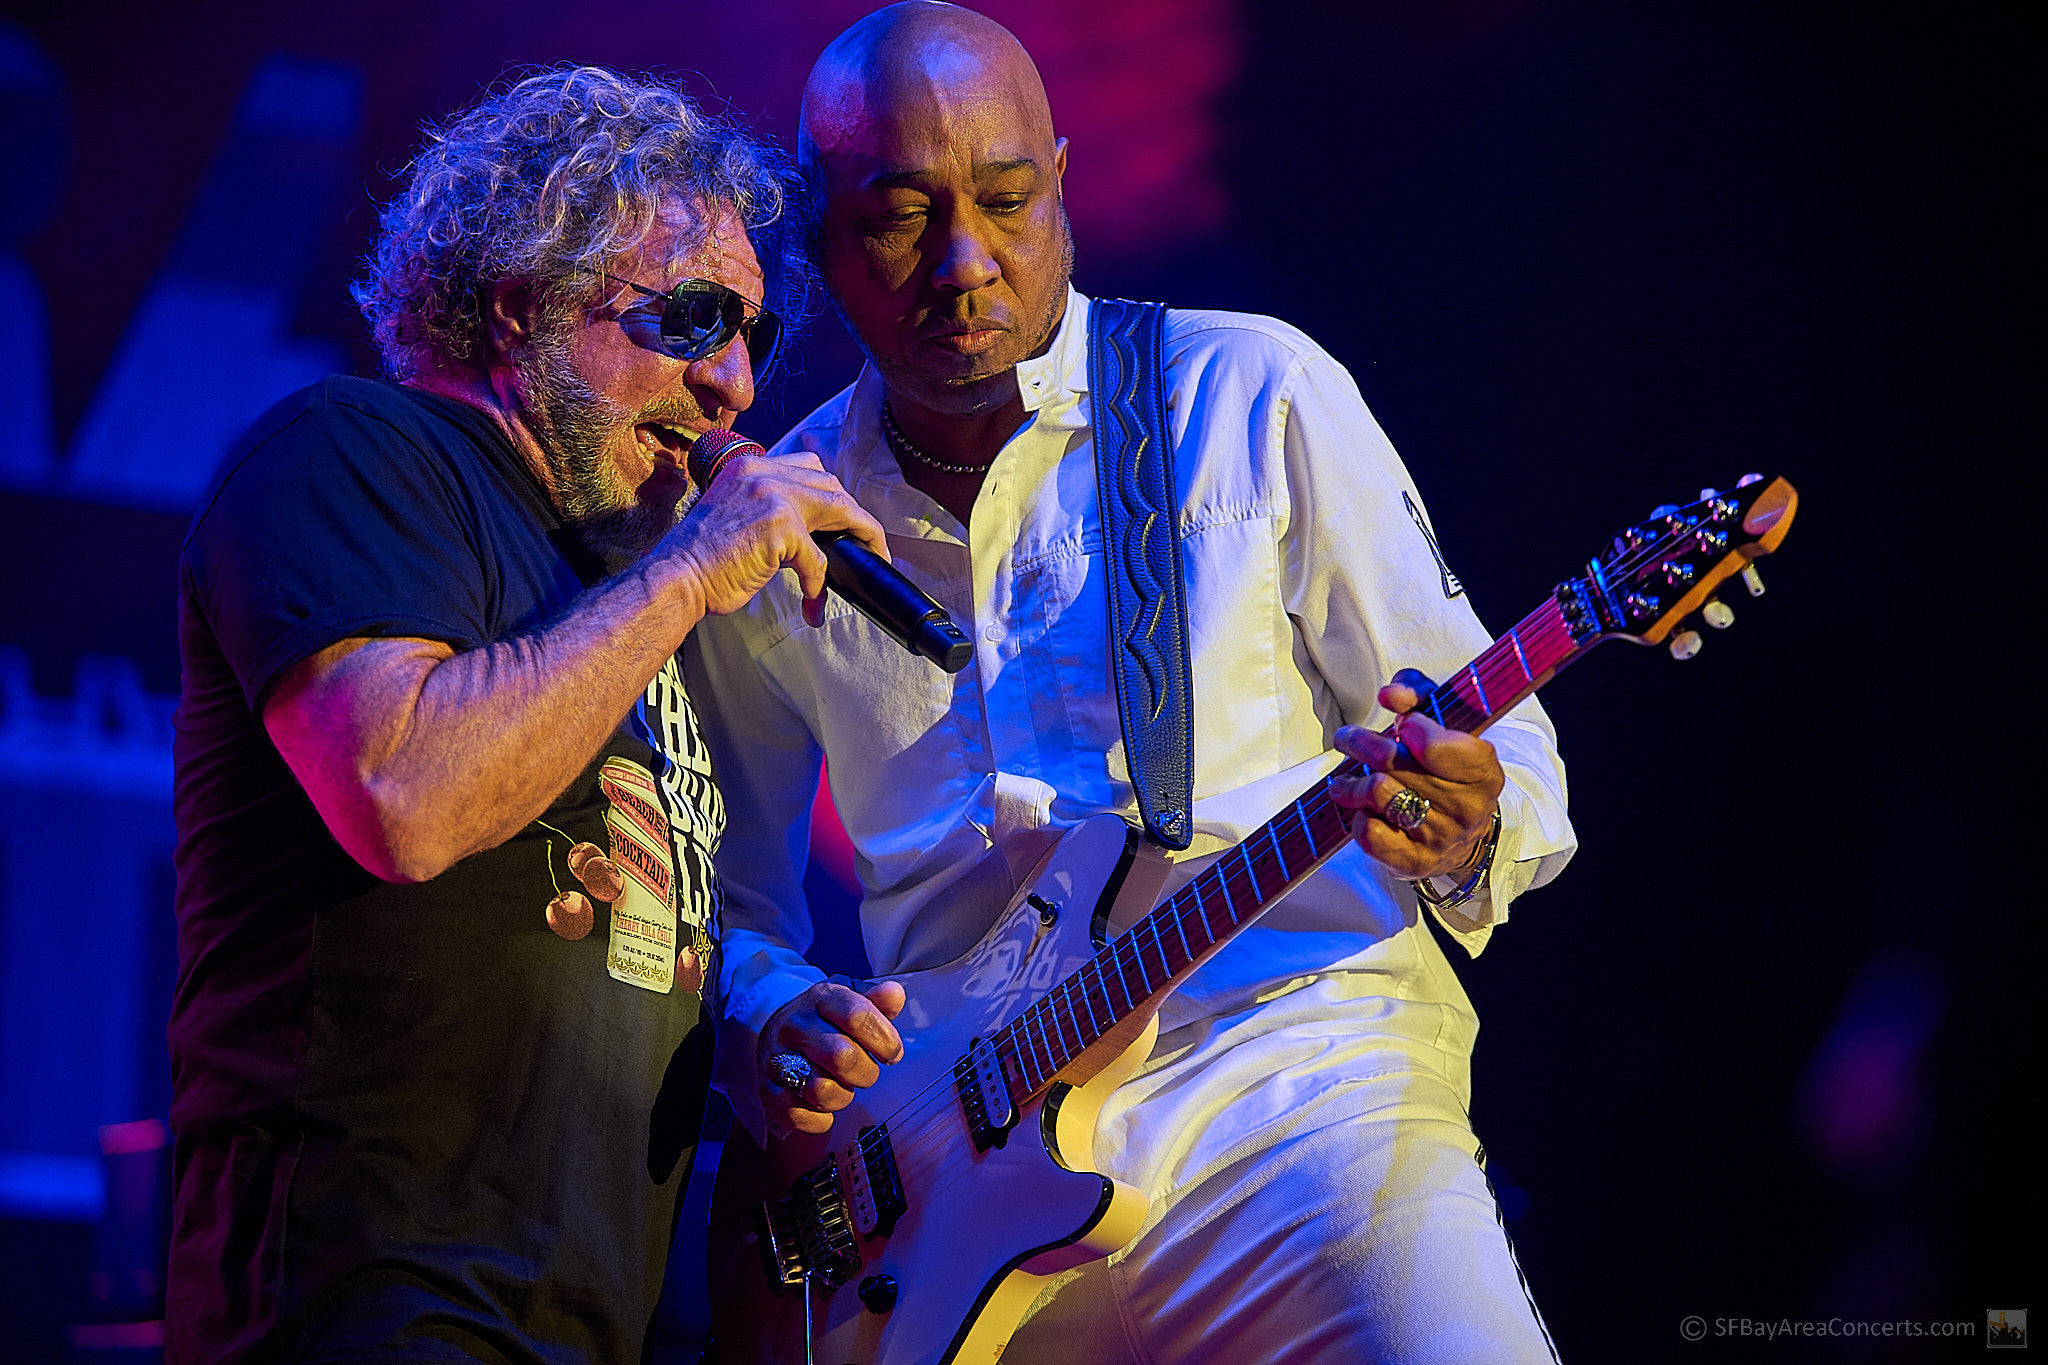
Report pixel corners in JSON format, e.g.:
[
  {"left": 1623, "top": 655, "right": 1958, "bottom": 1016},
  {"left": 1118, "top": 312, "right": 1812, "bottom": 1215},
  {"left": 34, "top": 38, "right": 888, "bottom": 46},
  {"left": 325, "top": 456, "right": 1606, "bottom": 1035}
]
[{"left": 169, "top": 376, "right": 724, "bottom": 1364}]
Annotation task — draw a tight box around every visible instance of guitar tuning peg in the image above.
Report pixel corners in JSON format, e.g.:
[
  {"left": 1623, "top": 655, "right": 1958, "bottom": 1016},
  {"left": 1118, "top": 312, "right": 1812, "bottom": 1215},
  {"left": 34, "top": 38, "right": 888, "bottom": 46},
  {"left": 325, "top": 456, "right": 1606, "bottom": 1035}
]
[
  {"left": 1701, "top": 599, "right": 1735, "bottom": 630},
  {"left": 1736, "top": 472, "right": 1764, "bottom": 487},
  {"left": 1668, "top": 630, "right": 1703, "bottom": 660},
  {"left": 1652, "top": 503, "right": 1680, "bottom": 518},
  {"left": 1699, "top": 486, "right": 1719, "bottom": 500},
  {"left": 1740, "top": 564, "right": 1765, "bottom": 597}
]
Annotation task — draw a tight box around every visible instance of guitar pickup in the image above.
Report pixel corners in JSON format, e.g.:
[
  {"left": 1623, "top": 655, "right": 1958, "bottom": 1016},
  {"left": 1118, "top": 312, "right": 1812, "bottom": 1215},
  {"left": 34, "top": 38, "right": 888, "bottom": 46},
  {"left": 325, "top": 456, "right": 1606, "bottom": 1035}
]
[
  {"left": 953, "top": 1036, "right": 1019, "bottom": 1153},
  {"left": 843, "top": 1123, "right": 907, "bottom": 1239}
]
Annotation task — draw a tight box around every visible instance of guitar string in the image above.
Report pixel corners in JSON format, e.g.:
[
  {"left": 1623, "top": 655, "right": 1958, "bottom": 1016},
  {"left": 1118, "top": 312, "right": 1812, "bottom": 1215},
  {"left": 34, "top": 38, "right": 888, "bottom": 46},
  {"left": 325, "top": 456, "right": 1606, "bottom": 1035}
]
[
  {"left": 1432, "top": 504, "right": 1741, "bottom": 727},
  {"left": 820, "top": 509, "right": 1738, "bottom": 1185}
]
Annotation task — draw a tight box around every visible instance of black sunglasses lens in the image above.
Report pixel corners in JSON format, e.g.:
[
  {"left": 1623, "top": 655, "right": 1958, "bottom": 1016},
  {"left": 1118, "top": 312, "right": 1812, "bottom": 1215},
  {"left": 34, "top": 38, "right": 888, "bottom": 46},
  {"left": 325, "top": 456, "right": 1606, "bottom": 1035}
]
[
  {"left": 660, "top": 287, "right": 731, "bottom": 358},
  {"left": 745, "top": 310, "right": 782, "bottom": 376},
  {"left": 655, "top": 279, "right": 778, "bottom": 375}
]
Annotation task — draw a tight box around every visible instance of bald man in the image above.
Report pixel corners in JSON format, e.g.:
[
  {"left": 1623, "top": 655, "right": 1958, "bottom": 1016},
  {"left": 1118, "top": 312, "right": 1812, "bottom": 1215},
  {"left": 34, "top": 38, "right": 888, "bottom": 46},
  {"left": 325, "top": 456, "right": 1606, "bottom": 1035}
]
[{"left": 690, "top": 5, "right": 1575, "bottom": 1361}]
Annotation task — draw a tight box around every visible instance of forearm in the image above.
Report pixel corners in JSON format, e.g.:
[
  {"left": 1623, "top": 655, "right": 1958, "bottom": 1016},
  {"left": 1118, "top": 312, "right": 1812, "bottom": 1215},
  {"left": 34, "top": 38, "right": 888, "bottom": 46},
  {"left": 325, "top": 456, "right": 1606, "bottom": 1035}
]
[
  {"left": 254, "top": 435, "right": 890, "bottom": 883},
  {"left": 269, "top": 549, "right": 709, "bottom": 882}
]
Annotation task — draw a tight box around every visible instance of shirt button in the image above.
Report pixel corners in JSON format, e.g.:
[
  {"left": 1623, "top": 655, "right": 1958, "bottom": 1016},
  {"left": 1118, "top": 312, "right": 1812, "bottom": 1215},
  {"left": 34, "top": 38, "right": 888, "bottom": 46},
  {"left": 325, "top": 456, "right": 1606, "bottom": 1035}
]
[{"left": 982, "top": 624, "right": 1002, "bottom": 643}]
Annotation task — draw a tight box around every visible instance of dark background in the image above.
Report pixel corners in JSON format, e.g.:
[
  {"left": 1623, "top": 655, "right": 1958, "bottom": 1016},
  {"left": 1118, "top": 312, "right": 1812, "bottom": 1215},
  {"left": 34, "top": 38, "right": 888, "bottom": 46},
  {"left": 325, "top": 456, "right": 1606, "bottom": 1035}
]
[{"left": 1, "top": 0, "right": 2037, "bottom": 1359}]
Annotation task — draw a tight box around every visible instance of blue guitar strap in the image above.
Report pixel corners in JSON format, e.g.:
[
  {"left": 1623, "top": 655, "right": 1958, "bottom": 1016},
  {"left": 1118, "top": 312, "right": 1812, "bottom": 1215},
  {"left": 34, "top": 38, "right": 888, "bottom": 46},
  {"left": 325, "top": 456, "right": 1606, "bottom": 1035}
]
[{"left": 1088, "top": 297, "right": 1194, "bottom": 850}]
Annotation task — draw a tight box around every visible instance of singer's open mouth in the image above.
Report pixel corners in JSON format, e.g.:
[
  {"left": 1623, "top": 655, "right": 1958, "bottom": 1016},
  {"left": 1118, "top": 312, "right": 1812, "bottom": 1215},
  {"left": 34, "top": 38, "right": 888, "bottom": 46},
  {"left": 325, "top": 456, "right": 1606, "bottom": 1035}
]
[{"left": 636, "top": 422, "right": 696, "bottom": 467}]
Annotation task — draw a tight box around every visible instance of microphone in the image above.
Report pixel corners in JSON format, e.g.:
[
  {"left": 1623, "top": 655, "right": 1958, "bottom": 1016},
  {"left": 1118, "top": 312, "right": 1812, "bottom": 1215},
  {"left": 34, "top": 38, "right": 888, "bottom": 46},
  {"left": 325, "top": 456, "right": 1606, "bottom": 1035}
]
[{"left": 688, "top": 430, "right": 973, "bottom": 674}]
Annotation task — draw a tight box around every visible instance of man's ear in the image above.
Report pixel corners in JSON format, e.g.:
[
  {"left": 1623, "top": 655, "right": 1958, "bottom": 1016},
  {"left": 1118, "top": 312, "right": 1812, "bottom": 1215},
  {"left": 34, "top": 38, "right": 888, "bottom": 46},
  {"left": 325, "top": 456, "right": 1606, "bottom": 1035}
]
[
  {"left": 1053, "top": 136, "right": 1068, "bottom": 189},
  {"left": 485, "top": 278, "right": 540, "bottom": 359}
]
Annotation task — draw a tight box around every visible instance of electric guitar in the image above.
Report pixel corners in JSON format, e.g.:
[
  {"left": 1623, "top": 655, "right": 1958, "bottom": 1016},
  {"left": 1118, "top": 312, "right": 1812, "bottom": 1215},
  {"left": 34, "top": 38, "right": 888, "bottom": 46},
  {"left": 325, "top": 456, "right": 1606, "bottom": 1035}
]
[{"left": 708, "top": 476, "right": 1799, "bottom": 1365}]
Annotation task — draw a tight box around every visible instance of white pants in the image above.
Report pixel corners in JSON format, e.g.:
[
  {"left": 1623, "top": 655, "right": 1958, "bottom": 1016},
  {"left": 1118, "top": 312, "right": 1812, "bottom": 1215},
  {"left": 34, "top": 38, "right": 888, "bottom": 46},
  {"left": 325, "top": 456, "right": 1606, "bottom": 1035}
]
[{"left": 1007, "top": 931, "right": 1559, "bottom": 1364}]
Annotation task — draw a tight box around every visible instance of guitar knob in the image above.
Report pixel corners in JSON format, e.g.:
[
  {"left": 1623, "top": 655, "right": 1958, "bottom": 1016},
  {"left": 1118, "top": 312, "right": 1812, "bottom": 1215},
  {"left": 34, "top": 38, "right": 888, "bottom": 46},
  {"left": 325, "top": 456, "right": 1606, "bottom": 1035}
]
[
  {"left": 1668, "top": 630, "right": 1702, "bottom": 660},
  {"left": 1740, "top": 564, "right": 1765, "bottom": 598},
  {"left": 1701, "top": 599, "right": 1734, "bottom": 630},
  {"left": 858, "top": 1273, "right": 899, "bottom": 1314}
]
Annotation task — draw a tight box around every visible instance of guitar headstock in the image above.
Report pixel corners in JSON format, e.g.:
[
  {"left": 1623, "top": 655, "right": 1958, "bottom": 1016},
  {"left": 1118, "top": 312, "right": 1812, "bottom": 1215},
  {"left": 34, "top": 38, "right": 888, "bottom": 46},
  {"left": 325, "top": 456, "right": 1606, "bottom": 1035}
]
[{"left": 1558, "top": 474, "right": 1798, "bottom": 655}]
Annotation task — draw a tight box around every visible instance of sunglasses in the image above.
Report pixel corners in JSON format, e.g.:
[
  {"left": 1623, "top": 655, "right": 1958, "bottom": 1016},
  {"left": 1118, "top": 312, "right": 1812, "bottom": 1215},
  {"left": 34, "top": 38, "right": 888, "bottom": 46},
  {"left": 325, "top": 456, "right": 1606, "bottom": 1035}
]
[{"left": 604, "top": 273, "right": 783, "bottom": 379}]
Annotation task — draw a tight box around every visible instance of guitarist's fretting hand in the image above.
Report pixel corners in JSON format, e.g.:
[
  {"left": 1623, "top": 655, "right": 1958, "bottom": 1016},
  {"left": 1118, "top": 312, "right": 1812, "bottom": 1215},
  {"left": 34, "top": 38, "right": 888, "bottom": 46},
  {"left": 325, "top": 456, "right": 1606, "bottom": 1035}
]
[
  {"left": 1328, "top": 669, "right": 1507, "bottom": 882},
  {"left": 758, "top": 979, "right": 908, "bottom": 1138}
]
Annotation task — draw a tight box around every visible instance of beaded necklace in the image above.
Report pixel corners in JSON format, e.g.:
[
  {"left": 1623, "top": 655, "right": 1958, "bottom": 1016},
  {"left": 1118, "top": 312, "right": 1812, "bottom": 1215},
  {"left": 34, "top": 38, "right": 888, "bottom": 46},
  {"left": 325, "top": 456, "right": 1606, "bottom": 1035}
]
[{"left": 880, "top": 401, "right": 997, "bottom": 476}]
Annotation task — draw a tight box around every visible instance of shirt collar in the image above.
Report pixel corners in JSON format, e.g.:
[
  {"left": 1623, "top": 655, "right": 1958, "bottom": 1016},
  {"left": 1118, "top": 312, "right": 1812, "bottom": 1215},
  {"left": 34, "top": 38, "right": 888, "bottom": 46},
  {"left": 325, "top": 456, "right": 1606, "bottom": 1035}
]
[
  {"left": 1014, "top": 285, "right": 1092, "bottom": 413},
  {"left": 840, "top": 284, "right": 1094, "bottom": 530}
]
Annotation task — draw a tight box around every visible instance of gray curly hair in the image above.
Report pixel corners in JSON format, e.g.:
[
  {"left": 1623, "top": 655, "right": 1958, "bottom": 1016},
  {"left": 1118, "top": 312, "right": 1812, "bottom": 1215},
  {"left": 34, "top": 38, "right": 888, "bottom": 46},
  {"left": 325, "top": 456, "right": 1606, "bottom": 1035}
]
[{"left": 354, "top": 65, "right": 803, "bottom": 380}]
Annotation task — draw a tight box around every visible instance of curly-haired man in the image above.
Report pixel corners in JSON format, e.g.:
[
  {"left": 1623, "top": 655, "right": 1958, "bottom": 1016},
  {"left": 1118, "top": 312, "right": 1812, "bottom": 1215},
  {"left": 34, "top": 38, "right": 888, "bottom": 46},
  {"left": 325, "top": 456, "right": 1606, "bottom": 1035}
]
[{"left": 167, "top": 66, "right": 883, "bottom": 1362}]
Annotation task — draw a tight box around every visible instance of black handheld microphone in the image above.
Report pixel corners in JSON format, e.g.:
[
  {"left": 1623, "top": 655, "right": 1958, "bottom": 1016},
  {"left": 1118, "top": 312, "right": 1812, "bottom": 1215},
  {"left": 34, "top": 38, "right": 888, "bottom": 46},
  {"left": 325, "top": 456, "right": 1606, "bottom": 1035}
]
[{"left": 688, "top": 430, "right": 974, "bottom": 674}]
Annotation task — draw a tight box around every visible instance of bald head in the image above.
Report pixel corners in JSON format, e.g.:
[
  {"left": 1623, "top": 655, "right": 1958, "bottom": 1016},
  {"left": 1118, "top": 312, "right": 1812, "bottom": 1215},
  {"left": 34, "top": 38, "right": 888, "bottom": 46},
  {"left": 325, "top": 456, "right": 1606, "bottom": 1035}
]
[
  {"left": 799, "top": 3, "right": 1053, "bottom": 171},
  {"left": 797, "top": 2, "right": 1073, "bottom": 420}
]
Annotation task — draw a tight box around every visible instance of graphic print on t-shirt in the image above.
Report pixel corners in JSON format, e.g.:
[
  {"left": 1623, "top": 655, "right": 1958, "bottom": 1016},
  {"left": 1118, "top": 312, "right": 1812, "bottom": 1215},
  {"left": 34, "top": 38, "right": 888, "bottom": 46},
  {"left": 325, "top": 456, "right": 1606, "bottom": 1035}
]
[
  {"left": 644, "top": 657, "right": 724, "bottom": 944},
  {"left": 583, "top": 657, "right": 724, "bottom": 995},
  {"left": 600, "top": 756, "right": 681, "bottom": 993}
]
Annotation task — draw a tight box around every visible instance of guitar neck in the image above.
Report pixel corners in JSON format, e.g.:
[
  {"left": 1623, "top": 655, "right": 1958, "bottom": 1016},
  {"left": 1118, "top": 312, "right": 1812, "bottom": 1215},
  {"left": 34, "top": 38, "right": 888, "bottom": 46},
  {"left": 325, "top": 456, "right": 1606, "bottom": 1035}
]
[{"left": 991, "top": 591, "right": 1593, "bottom": 1099}]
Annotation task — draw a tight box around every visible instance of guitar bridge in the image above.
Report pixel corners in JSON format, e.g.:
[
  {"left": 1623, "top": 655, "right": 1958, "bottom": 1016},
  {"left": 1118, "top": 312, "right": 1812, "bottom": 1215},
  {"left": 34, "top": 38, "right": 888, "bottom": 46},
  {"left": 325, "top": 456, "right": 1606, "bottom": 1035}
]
[
  {"left": 752, "top": 1123, "right": 907, "bottom": 1293},
  {"left": 751, "top": 1195, "right": 807, "bottom": 1293}
]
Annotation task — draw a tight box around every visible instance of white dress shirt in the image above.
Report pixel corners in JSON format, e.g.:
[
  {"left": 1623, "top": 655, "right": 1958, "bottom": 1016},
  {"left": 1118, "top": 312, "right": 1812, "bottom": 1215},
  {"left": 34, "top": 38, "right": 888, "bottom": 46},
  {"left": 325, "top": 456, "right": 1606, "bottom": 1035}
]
[{"left": 688, "top": 288, "right": 1576, "bottom": 1141}]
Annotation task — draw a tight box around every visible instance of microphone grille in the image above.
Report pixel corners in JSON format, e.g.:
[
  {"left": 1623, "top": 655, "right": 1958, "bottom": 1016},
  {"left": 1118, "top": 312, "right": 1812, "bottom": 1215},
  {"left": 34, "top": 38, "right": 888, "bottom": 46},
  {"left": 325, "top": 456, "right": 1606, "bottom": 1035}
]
[{"left": 686, "top": 429, "right": 767, "bottom": 489}]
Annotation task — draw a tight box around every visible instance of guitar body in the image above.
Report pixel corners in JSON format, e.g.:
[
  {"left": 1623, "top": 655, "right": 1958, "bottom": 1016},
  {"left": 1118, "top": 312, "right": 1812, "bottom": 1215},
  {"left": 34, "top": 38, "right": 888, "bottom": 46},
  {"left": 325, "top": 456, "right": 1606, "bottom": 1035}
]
[{"left": 709, "top": 815, "right": 1167, "bottom": 1365}]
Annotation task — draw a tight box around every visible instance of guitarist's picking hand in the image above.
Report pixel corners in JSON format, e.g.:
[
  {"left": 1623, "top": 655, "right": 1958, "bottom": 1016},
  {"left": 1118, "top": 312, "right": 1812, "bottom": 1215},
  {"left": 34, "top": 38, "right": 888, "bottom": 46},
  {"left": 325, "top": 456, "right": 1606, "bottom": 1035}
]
[
  {"left": 1329, "top": 669, "right": 1506, "bottom": 882},
  {"left": 759, "top": 979, "right": 907, "bottom": 1138}
]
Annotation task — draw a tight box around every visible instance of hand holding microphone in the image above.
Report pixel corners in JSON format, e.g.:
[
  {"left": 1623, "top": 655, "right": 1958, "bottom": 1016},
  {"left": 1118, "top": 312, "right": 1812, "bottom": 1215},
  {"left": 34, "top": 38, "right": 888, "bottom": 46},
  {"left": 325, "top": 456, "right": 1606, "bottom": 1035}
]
[{"left": 688, "top": 430, "right": 973, "bottom": 673}]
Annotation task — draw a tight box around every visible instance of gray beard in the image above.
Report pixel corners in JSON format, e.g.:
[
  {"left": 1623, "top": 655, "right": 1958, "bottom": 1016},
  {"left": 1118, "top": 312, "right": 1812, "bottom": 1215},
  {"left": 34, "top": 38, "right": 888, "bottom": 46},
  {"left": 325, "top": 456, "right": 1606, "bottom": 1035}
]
[{"left": 513, "top": 329, "right": 697, "bottom": 562}]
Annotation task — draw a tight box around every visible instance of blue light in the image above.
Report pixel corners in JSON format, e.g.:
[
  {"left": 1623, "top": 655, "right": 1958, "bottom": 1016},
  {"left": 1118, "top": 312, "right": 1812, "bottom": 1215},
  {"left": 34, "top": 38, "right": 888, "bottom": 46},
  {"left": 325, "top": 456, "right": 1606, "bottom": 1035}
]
[{"left": 0, "top": 1151, "right": 104, "bottom": 1222}]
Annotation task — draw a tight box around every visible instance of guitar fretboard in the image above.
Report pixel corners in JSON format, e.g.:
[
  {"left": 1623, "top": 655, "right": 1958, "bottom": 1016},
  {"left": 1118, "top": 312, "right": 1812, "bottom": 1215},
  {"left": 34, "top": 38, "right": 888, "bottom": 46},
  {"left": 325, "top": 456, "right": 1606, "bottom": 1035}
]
[{"left": 989, "top": 591, "right": 1589, "bottom": 1098}]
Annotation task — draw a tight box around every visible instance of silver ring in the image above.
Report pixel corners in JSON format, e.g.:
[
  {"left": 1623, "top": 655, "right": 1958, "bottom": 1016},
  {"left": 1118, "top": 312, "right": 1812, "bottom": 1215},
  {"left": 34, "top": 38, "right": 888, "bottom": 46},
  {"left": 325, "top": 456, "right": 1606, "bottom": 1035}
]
[
  {"left": 767, "top": 1051, "right": 813, "bottom": 1093},
  {"left": 1384, "top": 787, "right": 1432, "bottom": 833}
]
